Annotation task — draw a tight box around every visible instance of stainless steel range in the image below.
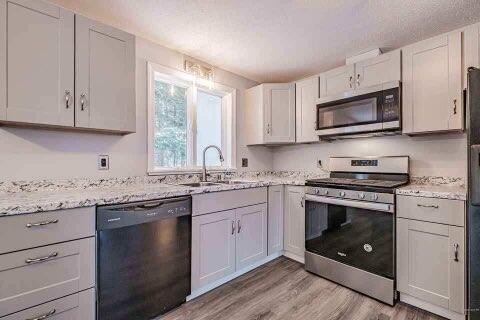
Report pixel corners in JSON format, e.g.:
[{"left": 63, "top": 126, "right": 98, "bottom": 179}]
[{"left": 304, "top": 156, "right": 409, "bottom": 305}]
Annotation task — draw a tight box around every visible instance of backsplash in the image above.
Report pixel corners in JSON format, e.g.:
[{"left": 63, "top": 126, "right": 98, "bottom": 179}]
[{"left": 0, "top": 171, "right": 464, "bottom": 194}]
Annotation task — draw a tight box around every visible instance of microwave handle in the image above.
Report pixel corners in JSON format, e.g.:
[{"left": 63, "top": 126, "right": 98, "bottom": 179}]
[{"left": 305, "top": 194, "right": 394, "bottom": 213}]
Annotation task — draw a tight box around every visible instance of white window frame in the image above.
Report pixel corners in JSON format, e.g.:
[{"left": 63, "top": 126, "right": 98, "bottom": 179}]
[{"left": 147, "top": 62, "right": 236, "bottom": 175}]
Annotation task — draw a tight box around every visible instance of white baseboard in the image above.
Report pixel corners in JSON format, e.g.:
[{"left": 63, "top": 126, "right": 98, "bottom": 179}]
[
  {"left": 187, "top": 251, "right": 283, "bottom": 301},
  {"left": 400, "top": 293, "right": 465, "bottom": 320},
  {"left": 283, "top": 251, "right": 304, "bottom": 264}
]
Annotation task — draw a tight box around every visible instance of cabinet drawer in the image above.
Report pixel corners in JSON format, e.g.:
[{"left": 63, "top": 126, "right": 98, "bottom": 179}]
[
  {"left": 193, "top": 187, "right": 267, "bottom": 216},
  {"left": 1, "top": 288, "right": 95, "bottom": 320},
  {"left": 0, "top": 207, "right": 95, "bottom": 254},
  {"left": 0, "top": 238, "right": 95, "bottom": 316},
  {"left": 397, "top": 195, "right": 465, "bottom": 226}
]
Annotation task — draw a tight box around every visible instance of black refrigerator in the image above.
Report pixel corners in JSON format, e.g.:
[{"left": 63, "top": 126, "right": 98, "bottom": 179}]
[{"left": 468, "top": 67, "right": 480, "bottom": 319}]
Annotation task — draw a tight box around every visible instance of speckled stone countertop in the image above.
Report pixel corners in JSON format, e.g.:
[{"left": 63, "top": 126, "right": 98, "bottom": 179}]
[
  {"left": 396, "top": 177, "right": 467, "bottom": 201},
  {"left": 0, "top": 171, "right": 321, "bottom": 216}
]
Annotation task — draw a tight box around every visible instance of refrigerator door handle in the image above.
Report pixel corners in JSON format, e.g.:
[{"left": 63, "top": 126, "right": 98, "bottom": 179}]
[{"left": 470, "top": 145, "right": 480, "bottom": 206}]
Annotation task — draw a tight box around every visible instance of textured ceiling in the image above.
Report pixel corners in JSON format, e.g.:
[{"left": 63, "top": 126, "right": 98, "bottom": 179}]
[{"left": 50, "top": 0, "right": 480, "bottom": 82}]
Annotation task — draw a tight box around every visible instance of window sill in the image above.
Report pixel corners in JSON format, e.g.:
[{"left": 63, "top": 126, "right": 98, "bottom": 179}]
[{"left": 147, "top": 167, "right": 237, "bottom": 176}]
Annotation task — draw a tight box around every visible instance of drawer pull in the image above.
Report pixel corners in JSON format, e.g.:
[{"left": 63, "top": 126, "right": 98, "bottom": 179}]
[
  {"left": 26, "top": 219, "right": 59, "bottom": 228},
  {"left": 416, "top": 204, "right": 439, "bottom": 209},
  {"left": 454, "top": 243, "right": 459, "bottom": 262},
  {"left": 25, "top": 252, "right": 58, "bottom": 264},
  {"left": 26, "top": 308, "right": 56, "bottom": 320}
]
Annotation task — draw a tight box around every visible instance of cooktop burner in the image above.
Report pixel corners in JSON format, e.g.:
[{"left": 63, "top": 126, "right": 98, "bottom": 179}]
[{"left": 306, "top": 177, "right": 408, "bottom": 189}]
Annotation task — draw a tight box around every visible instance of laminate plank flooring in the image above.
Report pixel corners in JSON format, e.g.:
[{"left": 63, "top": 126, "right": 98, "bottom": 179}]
[{"left": 161, "top": 257, "right": 445, "bottom": 320}]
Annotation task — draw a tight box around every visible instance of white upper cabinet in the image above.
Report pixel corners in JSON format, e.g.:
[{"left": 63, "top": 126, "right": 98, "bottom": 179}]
[
  {"left": 465, "top": 23, "right": 480, "bottom": 88},
  {"left": 0, "top": 0, "right": 74, "bottom": 126},
  {"left": 319, "top": 50, "right": 401, "bottom": 101},
  {"left": 75, "top": 16, "right": 136, "bottom": 133},
  {"left": 295, "top": 76, "right": 319, "bottom": 143},
  {"left": 245, "top": 83, "right": 295, "bottom": 145},
  {"left": 354, "top": 50, "right": 401, "bottom": 90},
  {"left": 402, "top": 32, "right": 463, "bottom": 134},
  {"left": 319, "top": 64, "right": 355, "bottom": 98}
]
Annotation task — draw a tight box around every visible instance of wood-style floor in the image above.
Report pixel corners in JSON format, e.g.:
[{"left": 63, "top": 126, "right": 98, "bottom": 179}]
[{"left": 162, "top": 257, "right": 444, "bottom": 320}]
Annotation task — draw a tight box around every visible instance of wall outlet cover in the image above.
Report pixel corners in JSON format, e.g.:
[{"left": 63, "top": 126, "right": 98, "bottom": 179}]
[
  {"left": 98, "top": 155, "right": 109, "bottom": 170},
  {"left": 242, "top": 158, "right": 248, "bottom": 167}
]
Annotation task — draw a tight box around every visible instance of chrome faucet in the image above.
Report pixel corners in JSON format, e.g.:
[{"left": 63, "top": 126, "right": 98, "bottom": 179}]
[{"left": 202, "top": 145, "right": 224, "bottom": 182}]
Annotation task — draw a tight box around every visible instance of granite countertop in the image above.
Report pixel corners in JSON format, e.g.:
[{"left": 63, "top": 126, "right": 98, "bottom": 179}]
[
  {"left": 0, "top": 177, "right": 306, "bottom": 217},
  {"left": 396, "top": 184, "right": 467, "bottom": 201}
]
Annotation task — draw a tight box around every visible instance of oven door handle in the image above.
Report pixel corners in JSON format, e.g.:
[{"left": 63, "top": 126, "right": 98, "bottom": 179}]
[{"left": 305, "top": 194, "right": 394, "bottom": 213}]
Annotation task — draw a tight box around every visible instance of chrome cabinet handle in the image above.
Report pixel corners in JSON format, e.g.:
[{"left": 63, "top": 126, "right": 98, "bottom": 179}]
[
  {"left": 266, "top": 124, "right": 271, "bottom": 135},
  {"left": 231, "top": 221, "right": 235, "bottom": 235},
  {"left": 25, "top": 252, "right": 58, "bottom": 264},
  {"left": 80, "top": 93, "right": 87, "bottom": 111},
  {"left": 237, "top": 220, "right": 241, "bottom": 233},
  {"left": 64, "top": 90, "right": 71, "bottom": 109},
  {"left": 300, "top": 196, "right": 305, "bottom": 208},
  {"left": 356, "top": 74, "right": 361, "bottom": 87},
  {"left": 26, "top": 308, "right": 56, "bottom": 320},
  {"left": 349, "top": 76, "right": 353, "bottom": 88},
  {"left": 453, "top": 99, "right": 457, "bottom": 115},
  {"left": 454, "top": 243, "right": 459, "bottom": 262},
  {"left": 417, "top": 204, "right": 439, "bottom": 209},
  {"left": 26, "top": 219, "right": 59, "bottom": 228}
]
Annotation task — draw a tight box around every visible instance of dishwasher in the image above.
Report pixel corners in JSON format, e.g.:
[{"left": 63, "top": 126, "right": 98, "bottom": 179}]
[{"left": 96, "top": 196, "right": 191, "bottom": 320}]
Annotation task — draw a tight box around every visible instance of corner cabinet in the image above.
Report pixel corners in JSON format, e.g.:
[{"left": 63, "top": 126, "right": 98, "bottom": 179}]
[
  {"left": 284, "top": 186, "right": 305, "bottom": 262},
  {"left": 245, "top": 83, "right": 295, "bottom": 145},
  {"left": 402, "top": 32, "right": 463, "bottom": 134},
  {"left": 295, "top": 76, "right": 319, "bottom": 143},
  {"left": 0, "top": 0, "right": 136, "bottom": 133}
]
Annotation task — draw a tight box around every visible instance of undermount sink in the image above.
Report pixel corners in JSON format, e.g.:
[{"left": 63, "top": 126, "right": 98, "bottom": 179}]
[
  {"left": 180, "top": 182, "right": 219, "bottom": 187},
  {"left": 214, "top": 180, "right": 254, "bottom": 185}
]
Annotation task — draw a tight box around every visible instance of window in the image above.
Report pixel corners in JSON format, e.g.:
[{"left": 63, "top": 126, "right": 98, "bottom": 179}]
[{"left": 147, "top": 62, "right": 236, "bottom": 173}]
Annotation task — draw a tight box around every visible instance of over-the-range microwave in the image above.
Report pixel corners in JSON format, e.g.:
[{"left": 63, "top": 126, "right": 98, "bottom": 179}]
[{"left": 316, "top": 81, "right": 401, "bottom": 138}]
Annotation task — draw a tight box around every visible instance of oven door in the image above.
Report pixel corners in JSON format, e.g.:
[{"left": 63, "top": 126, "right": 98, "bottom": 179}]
[
  {"left": 316, "top": 91, "right": 383, "bottom": 136},
  {"left": 305, "top": 194, "right": 394, "bottom": 279}
]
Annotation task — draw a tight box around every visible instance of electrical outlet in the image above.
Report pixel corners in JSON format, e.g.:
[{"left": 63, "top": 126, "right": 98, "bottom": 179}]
[
  {"left": 98, "top": 155, "right": 109, "bottom": 170},
  {"left": 242, "top": 158, "right": 248, "bottom": 167}
]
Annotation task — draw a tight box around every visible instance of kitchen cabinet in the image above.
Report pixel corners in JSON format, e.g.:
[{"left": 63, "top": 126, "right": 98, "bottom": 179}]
[
  {"left": 402, "top": 32, "right": 463, "bottom": 134},
  {"left": 245, "top": 83, "right": 295, "bottom": 145},
  {"left": 0, "top": 1, "right": 136, "bottom": 133},
  {"left": 191, "top": 210, "right": 236, "bottom": 290},
  {"left": 284, "top": 185, "right": 305, "bottom": 261},
  {"left": 295, "top": 76, "right": 319, "bottom": 143},
  {"left": 0, "top": 0, "right": 74, "bottom": 126},
  {"left": 318, "top": 50, "right": 401, "bottom": 100},
  {"left": 268, "top": 185, "right": 284, "bottom": 255},
  {"left": 465, "top": 23, "right": 480, "bottom": 89},
  {"left": 235, "top": 203, "right": 268, "bottom": 270},
  {"left": 397, "top": 218, "right": 465, "bottom": 316},
  {"left": 75, "top": 15, "right": 136, "bottom": 132}
]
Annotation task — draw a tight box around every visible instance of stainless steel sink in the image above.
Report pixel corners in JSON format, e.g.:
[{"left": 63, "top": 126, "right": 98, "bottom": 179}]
[
  {"left": 214, "top": 180, "right": 255, "bottom": 185},
  {"left": 180, "top": 182, "right": 219, "bottom": 187}
]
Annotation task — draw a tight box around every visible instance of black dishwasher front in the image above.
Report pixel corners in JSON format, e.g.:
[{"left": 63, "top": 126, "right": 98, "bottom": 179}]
[{"left": 96, "top": 196, "right": 191, "bottom": 320}]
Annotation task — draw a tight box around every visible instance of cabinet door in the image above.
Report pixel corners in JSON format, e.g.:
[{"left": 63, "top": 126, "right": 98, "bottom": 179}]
[
  {"left": 402, "top": 32, "right": 462, "bottom": 133},
  {"left": 263, "top": 83, "right": 295, "bottom": 143},
  {"left": 295, "top": 76, "right": 319, "bottom": 143},
  {"left": 75, "top": 15, "right": 135, "bottom": 132},
  {"left": 284, "top": 186, "right": 305, "bottom": 257},
  {"left": 0, "top": 0, "right": 74, "bottom": 125},
  {"left": 465, "top": 23, "right": 480, "bottom": 90},
  {"left": 236, "top": 203, "right": 268, "bottom": 270},
  {"left": 319, "top": 64, "right": 355, "bottom": 98},
  {"left": 268, "top": 186, "right": 284, "bottom": 255},
  {"left": 355, "top": 50, "right": 401, "bottom": 89},
  {"left": 397, "top": 218, "right": 465, "bottom": 314},
  {"left": 191, "top": 210, "right": 236, "bottom": 291}
]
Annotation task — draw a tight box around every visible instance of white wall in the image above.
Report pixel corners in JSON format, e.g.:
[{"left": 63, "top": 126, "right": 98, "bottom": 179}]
[
  {"left": 0, "top": 35, "right": 272, "bottom": 181},
  {"left": 272, "top": 133, "right": 467, "bottom": 178}
]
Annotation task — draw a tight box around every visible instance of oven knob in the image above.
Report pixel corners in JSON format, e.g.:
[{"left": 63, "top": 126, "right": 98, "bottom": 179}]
[
  {"left": 359, "top": 193, "right": 365, "bottom": 199},
  {"left": 340, "top": 191, "right": 346, "bottom": 197},
  {"left": 373, "top": 194, "right": 379, "bottom": 201},
  {"left": 315, "top": 188, "right": 320, "bottom": 195},
  {"left": 324, "top": 190, "right": 329, "bottom": 195}
]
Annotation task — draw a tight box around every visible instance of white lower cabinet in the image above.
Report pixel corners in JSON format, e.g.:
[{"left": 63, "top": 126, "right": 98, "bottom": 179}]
[
  {"left": 191, "top": 202, "right": 267, "bottom": 292},
  {"left": 284, "top": 186, "right": 305, "bottom": 261},
  {"left": 268, "top": 185, "right": 284, "bottom": 255},
  {"left": 1, "top": 288, "right": 95, "bottom": 320}
]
